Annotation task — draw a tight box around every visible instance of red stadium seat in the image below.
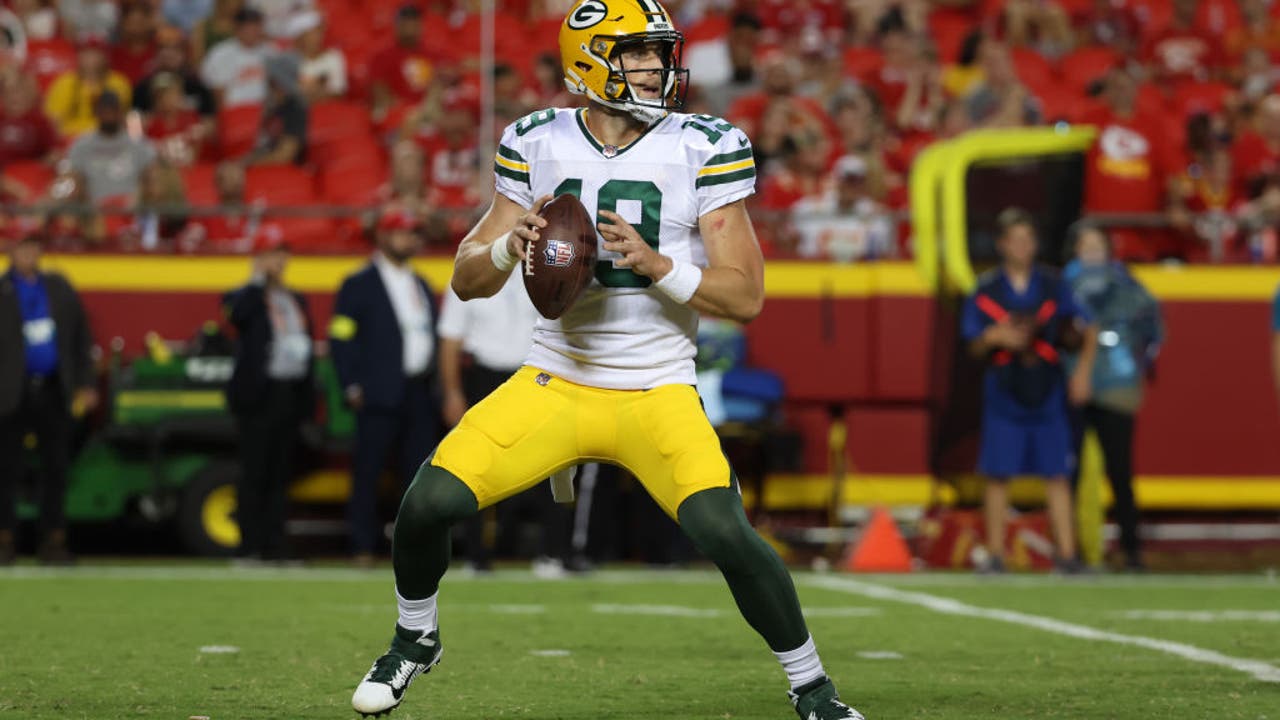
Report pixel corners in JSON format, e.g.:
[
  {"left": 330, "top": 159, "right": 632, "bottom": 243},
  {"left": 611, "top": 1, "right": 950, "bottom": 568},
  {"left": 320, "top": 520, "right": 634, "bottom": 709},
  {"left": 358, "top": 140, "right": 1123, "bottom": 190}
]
[
  {"left": 927, "top": 11, "right": 975, "bottom": 64},
  {"left": 1012, "top": 48, "right": 1058, "bottom": 98},
  {"left": 1060, "top": 46, "right": 1121, "bottom": 93},
  {"left": 245, "top": 164, "right": 317, "bottom": 205},
  {"left": 216, "top": 104, "right": 262, "bottom": 160},
  {"left": 308, "top": 101, "right": 376, "bottom": 164},
  {"left": 276, "top": 217, "right": 339, "bottom": 250},
  {"left": 320, "top": 153, "right": 388, "bottom": 206},
  {"left": 1036, "top": 85, "right": 1100, "bottom": 124},
  {"left": 25, "top": 39, "right": 76, "bottom": 90},
  {"left": 181, "top": 164, "right": 219, "bottom": 206},
  {"left": 3, "top": 162, "right": 54, "bottom": 198}
]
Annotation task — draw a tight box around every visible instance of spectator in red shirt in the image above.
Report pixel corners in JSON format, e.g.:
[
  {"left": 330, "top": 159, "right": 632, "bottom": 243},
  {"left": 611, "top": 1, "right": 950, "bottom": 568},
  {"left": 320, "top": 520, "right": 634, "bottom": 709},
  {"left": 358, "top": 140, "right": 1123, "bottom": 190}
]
[
  {"left": 0, "top": 71, "right": 57, "bottom": 166},
  {"left": 1081, "top": 67, "right": 1177, "bottom": 261},
  {"left": 1143, "top": 0, "right": 1223, "bottom": 85},
  {"left": 1232, "top": 95, "right": 1280, "bottom": 196},
  {"left": 1071, "top": 0, "right": 1141, "bottom": 55},
  {"left": 412, "top": 93, "right": 482, "bottom": 236},
  {"left": 110, "top": 2, "right": 158, "bottom": 85},
  {"left": 863, "top": 10, "right": 942, "bottom": 135},
  {"left": 186, "top": 161, "right": 261, "bottom": 253},
  {"left": 755, "top": 126, "right": 831, "bottom": 256},
  {"left": 371, "top": 139, "right": 448, "bottom": 247},
  {"left": 144, "top": 73, "right": 207, "bottom": 166},
  {"left": 1170, "top": 114, "right": 1241, "bottom": 262},
  {"left": 726, "top": 52, "right": 834, "bottom": 149},
  {"left": 368, "top": 4, "right": 451, "bottom": 125},
  {"left": 1225, "top": 0, "right": 1280, "bottom": 73},
  {"left": 752, "top": 0, "right": 846, "bottom": 51}
]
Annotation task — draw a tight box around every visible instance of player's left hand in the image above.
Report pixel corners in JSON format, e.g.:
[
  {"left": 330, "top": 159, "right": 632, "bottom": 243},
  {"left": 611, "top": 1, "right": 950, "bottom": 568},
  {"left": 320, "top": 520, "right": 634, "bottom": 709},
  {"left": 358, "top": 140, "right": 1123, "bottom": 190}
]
[{"left": 598, "top": 210, "right": 673, "bottom": 281}]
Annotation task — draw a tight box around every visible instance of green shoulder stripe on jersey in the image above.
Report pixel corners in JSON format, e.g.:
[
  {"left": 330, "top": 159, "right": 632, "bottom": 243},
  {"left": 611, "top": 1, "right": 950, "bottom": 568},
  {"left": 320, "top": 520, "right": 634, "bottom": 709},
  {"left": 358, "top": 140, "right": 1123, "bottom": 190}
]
[
  {"left": 494, "top": 163, "right": 530, "bottom": 185},
  {"left": 705, "top": 148, "right": 754, "bottom": 167},
  {"left": 695, "top": 167, "right": 756, "bottom": 188},
  {"left": 497, "top": 144, "right": 526, "bottom": 163}
]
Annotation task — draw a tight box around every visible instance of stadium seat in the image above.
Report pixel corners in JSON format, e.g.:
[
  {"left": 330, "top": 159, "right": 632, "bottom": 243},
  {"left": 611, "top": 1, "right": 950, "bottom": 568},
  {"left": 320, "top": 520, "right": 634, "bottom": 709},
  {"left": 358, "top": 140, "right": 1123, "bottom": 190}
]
[
  {"left": 308, "top": 101, "right": 375, "bottom": 164},
  {"left": 320, "top": 155, "right": 388, "bottom": 206},
  {"left": 275, "top": 217, "right": 339, "bottom": 250},
  {"left": 1037, "top": 85, "right": 1100, "bottom": 124},
  {"left": 245, "top": 164, "right": 318, "bottom": 205},
  {"left": 25, "top": 39, "right": 77, "bottom": 90},
  {"left": 927, "top": 10, "right": 975, "bottom": 64},
  {"left": 3, "top": 161, "right": 54, "bottom": 198},
  {"left": 1012, "top": 48, "right": 1058, "bottom": 99},
  {"left": 1060, "top": 46, "right": 1121, "bottom": 93},
  {"left": 216, "top": 104, "right": 263, "bottom": 160},
  {"left": 181, "top": 164, "right": 219, "bottom": 206}
]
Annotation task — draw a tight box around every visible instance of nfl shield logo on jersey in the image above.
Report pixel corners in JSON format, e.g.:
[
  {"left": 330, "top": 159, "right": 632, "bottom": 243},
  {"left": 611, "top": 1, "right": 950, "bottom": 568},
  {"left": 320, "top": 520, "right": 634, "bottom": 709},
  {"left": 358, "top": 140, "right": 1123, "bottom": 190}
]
[{"left": 544, "top": 239, "right": 575, "bottom": 267}]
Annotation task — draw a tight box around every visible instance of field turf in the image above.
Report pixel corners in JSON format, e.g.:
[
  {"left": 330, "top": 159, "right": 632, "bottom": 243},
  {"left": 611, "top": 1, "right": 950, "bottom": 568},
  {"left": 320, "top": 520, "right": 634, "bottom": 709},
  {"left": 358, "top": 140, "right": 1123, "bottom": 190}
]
[{"left": 1, "top": 565, "right": 1278, "bottom": 719}]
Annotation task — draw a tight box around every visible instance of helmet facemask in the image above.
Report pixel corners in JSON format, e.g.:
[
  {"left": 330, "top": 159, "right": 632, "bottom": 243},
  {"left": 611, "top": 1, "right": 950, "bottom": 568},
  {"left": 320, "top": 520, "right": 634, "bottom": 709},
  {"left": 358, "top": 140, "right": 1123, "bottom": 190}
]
[{"left": 574, "top": 33, "right": 689, "bottom": 125}]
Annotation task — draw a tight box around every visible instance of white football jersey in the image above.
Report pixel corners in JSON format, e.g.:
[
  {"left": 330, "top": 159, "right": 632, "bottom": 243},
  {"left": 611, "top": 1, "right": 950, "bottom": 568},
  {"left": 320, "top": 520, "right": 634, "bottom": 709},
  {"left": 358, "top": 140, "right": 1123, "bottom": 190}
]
[{"left": 493, "top": 107, "right": 757, "bottom": 390}]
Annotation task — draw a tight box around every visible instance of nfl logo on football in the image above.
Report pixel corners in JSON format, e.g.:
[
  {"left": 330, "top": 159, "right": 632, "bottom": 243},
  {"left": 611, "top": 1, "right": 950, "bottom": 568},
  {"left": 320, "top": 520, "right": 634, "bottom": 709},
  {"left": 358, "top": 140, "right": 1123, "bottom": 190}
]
[{"left": 544, "top": 239, "right": 576, "bottom": 267}]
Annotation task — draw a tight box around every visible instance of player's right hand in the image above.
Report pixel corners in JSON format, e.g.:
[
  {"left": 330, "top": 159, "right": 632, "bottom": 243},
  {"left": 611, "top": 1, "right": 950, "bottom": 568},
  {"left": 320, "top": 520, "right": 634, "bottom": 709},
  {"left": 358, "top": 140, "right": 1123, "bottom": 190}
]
[{"left": 510, "top": 195, "right": 553, "bottom": 260}]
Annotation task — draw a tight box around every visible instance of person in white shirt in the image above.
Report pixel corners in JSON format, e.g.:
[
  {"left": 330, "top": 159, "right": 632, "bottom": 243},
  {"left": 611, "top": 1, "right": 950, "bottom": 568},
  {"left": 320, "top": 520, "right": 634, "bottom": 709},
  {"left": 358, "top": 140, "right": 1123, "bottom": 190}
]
[
  {"left": 790, "top": 155, "right": 897, "bottom": 262},
  {"left": 290, "top": 10, "right": 346, "bottom": 102},
  {"left": 199, "top": 6, "right": 273, "bottom": 108},
  {"left": 329, "top": 208, "right": 440, "bottom": 567}
]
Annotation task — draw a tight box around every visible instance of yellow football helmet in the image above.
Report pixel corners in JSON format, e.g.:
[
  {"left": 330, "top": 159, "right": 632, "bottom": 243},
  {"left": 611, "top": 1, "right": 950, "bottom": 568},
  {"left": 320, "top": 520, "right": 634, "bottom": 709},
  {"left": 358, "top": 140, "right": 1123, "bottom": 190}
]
[{"left": 559, "top": 0, "right": 688, "bottom": 124}]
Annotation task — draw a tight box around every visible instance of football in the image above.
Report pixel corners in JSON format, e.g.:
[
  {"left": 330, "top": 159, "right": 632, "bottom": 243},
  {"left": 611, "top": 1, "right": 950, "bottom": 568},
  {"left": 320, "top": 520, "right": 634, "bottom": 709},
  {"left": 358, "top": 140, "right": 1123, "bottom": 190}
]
[{"left": 522, "top": 194, "right": 598, "bottom": 319}]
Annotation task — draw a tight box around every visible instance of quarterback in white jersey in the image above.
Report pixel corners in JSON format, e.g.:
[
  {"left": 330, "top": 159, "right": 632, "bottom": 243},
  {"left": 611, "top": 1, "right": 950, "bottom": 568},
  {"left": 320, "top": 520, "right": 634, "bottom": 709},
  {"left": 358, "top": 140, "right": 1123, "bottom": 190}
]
[
  {"left": 493, "top": 106, "right": 757, "bottom": 389},
  {"left": 350, "top": 1, "right": 865, "bottom": 718}
]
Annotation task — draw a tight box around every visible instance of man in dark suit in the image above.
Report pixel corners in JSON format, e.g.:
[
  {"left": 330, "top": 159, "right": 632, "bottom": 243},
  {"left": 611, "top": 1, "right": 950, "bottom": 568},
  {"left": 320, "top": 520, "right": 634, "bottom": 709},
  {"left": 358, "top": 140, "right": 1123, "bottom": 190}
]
[
  {"left": 222, "top": 225, "right": 315, "bottom": 562},
  {"left": 0, "top": 233, "right": 97, "bottom": 565},
  {"left": 330, "top": 208, "right": 439, "bottom": 566}
]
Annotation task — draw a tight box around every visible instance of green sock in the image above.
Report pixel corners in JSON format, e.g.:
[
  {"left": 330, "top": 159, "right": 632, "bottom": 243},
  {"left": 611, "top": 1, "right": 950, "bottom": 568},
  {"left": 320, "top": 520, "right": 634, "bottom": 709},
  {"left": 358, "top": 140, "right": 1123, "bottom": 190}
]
[
  {"left": 677, "top": 486, "right": 810, "bottom": 652},
  {"left": 392, "top": 463, "right": 479, "bottom": 599}
]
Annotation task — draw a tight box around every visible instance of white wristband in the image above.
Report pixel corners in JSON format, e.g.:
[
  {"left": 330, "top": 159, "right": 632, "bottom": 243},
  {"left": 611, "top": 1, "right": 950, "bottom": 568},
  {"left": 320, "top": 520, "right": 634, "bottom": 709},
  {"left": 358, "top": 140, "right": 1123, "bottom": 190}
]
[
  {"left": 654, "top": 260, "right": 702, "bottom": 304},
  {"left": 489, "top": 231, "right": 519, "bottom": 272}
]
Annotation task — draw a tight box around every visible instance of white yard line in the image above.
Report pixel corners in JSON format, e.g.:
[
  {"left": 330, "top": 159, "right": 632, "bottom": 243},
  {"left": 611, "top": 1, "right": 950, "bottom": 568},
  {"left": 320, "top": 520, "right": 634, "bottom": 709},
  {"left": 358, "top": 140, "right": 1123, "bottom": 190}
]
[
  {"left": 1116, "top": 610, "right": 1280, "bottom": 623},
  {"left": 488, "top": 604, "right": 548, "bottom": 614},
  {"left": 806, "top": 575, "right": 1280, "bottom": 684},
  {"left": 803, "top": 607, "right": 882, "bottom": 618},
  {"left": 856, "top": 651, "right": 903, "bottom": 660},
  {"left": 197, "top": 645, "right": 240, "bottom": 654},
  {"left": 592, "top": 603, "right": 723, "bottom": 618}
]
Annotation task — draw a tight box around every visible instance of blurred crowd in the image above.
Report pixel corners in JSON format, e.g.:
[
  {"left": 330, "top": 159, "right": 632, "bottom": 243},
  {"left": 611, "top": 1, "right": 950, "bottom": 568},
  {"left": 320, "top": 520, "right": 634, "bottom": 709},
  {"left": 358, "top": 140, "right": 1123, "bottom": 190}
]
[{"left": 2, "top": 0, "right": 1280, "bottom": 261}]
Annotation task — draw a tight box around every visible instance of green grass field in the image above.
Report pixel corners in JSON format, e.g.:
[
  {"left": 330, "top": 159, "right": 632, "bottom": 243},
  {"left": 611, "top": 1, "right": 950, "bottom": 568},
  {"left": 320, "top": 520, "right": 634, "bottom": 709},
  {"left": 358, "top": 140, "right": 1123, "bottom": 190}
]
[{"left": 2, "top": 565, "right": 1278, "bottom": 719}]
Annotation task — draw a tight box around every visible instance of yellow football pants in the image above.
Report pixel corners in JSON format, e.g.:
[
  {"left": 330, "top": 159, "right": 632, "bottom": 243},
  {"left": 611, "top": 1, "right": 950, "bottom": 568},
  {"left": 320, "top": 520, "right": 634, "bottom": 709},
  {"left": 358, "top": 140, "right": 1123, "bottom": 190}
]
[{"left": 431, "top": 366, "right": 731, "bottom": 517}]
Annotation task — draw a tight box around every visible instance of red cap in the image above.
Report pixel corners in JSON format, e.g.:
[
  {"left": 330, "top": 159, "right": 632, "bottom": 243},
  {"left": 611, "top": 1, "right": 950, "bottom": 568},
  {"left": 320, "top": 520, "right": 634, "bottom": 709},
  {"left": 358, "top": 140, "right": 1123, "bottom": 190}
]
[
  {"left": 377, "top": 209, "right": 420, "bottom": 232},
  {"left": 254, "top": 222, "right": 290, "bottom": 253}
]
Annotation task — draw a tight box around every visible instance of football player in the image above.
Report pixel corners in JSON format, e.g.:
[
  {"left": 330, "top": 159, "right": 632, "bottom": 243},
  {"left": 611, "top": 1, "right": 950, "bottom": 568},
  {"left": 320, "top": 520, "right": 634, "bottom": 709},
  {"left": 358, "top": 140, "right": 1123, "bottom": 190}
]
[{"left": 351, "top": 1, "right": 865, "bottom": 718}]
